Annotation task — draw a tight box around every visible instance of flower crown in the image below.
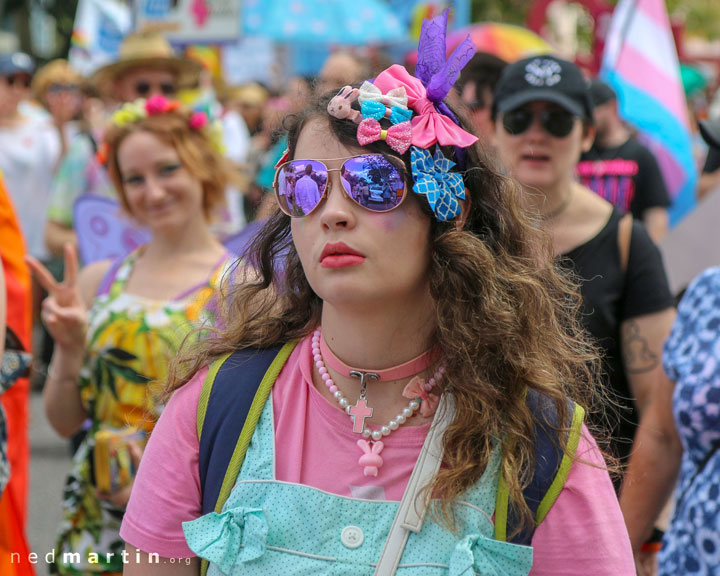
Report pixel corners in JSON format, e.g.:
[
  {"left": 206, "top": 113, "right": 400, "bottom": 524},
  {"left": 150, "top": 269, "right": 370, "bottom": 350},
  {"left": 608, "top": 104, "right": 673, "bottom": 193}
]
[
  {"left": 327, "top": 10, "right": 477, "bottom": 222},
  {"left": 97, "top": 95, "right": 225, "bottom": 165}
]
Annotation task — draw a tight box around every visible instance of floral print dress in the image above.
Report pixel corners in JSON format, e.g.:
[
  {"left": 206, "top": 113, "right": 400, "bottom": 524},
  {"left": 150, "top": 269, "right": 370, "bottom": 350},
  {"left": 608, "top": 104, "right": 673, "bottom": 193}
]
[
  {"left": 661, "top": 267, "right": 720, "bottom": 575},
  {"left": 53, "top": 250, "right": 233, "bottom": 575}
]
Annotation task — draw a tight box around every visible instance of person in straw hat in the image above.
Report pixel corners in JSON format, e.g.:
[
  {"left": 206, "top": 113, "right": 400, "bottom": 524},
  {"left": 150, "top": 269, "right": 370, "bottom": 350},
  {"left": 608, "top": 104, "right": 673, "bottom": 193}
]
[
  {"left": 91, "top": 30, "right": 201, "bottom": 103},
  {"left": 32, "top": 58, "right": 84, "bottom": 157},
  {"left": 45, "top": 31, "right": 202, "bottom": 260}
]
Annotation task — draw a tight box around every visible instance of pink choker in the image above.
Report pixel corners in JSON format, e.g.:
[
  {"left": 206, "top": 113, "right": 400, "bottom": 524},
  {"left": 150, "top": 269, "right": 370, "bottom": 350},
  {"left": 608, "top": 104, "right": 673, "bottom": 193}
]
[
  {"left": 312, "top": 329, "right": 443, "bottom": 477},
  {"left": 318, "top": 332, "right": 440, "bottom": 382}
]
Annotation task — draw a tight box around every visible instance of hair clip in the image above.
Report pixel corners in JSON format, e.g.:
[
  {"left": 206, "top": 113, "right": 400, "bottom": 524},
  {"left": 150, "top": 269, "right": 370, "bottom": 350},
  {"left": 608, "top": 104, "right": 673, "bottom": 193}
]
[
  {"left": 274, "top": 148, "right": 290, "bottom": 169},
  {"left": 358, "top": 81, "right": 408, "bottom": 109},
  {"left": 360, "top": 101, "right": 413, "bottom": 125},
  {"left": 357, "top": 118, "right": 412, "bottom": 154},
  {"left": 327, "top": 86, "right": 362, "bottom": 124}
]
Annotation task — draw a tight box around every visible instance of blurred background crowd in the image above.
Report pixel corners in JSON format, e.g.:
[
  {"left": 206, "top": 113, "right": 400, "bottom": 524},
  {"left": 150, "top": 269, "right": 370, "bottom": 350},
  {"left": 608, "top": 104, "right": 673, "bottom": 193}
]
[{"left": 0, "top": 0, "right": 718, "bottom": 575}]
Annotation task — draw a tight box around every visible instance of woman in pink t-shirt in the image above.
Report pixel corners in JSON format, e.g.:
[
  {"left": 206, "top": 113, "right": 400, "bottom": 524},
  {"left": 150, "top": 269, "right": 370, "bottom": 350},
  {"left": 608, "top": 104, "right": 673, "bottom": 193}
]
[{"left": 122, "top": 12, "right": 633, "bottom": 576}]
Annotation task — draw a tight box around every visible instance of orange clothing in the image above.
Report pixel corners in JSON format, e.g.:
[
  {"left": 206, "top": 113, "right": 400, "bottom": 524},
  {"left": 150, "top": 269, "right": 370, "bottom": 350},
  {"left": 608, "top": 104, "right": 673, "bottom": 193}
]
[{"left": 0, "top": 178, "right": 34, "bottom": 576}]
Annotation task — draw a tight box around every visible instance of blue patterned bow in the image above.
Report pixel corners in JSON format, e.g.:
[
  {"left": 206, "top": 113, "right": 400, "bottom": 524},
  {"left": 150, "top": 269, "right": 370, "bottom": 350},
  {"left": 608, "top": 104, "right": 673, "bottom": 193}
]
[
  {"left": 411, "top": 146, "right": 466, "bottom": 222},
  {"left": 448, "top": 533, "right": 533, "bottom": 576},
  {"left": 183, "top": 507, "right": 268, "bottom": 574}
]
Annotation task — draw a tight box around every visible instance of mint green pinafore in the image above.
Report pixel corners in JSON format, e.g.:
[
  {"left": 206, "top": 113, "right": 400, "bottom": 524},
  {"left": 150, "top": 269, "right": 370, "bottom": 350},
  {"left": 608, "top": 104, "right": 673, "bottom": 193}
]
[{"left": 183, "top": 393, "right": 533, "bottom": 576}]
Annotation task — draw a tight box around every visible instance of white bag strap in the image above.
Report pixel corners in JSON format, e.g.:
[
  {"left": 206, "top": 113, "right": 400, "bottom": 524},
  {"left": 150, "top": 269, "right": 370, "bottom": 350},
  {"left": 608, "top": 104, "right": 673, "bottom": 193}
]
[{"left": 373, "top": 395, "right": 454, "bottom": 576}]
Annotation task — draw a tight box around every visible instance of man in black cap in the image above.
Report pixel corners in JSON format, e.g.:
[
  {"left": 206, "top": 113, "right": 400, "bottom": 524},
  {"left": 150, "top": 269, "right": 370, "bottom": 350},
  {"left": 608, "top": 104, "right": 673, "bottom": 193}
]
[
  {"left": 698, "top": 117, "right": 720, "bottom": 199},
  {"left": 577, "top": 79, "right": 671, "bottom": 243}
]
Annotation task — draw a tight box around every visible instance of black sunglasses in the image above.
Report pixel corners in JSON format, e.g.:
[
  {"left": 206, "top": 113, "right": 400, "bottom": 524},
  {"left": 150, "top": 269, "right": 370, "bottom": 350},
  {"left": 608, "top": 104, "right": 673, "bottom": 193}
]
[
  {"left": 4, "top": 74, "right": 31, "bottom": 88},
  {"left": 134, "top": 81, "right": 176, "bottom": 97},
  {"left": 502, "top": 107, "right": 578, "bottom": 138}
]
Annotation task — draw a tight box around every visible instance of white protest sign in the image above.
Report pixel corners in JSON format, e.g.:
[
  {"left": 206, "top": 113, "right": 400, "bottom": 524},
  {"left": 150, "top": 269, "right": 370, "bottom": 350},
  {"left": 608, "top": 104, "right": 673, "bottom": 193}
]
[{"left": 134, "top": 0, "right": 240, "bottom": 44}]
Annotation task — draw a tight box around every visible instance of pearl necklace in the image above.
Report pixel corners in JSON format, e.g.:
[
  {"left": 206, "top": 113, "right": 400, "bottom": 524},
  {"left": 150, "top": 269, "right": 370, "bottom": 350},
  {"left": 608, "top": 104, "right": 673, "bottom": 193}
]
[{"left": 311, "top": 330, "right": 444, "bottom": 476}]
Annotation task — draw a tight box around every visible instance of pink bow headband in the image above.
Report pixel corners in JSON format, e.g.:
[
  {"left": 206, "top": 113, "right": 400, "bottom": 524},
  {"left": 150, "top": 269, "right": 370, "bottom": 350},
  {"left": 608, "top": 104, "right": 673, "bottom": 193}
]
[{"left": 373, "top": 65, "right": 477, "bottom": 150}]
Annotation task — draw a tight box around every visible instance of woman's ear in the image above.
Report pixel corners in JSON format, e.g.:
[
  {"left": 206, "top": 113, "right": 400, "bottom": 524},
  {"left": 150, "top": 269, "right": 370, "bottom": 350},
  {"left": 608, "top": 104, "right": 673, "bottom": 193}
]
[
  {"left": 455, "top": 196, "right": 472, "bottom": 230},
  {"left": 581, "top": 122, "right": 596, "bottom": 153}
]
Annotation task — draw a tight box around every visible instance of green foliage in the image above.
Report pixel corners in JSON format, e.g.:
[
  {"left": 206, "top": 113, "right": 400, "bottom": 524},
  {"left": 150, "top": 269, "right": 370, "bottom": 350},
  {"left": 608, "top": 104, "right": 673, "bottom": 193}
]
[
  {"left": 470, "top": 0, "right": 527, "bottom": 25},
  {"left": 46, "top": 0, "right": 79, "bottom": 57},
  {"left": 470, "top": 0, "right": 720, "bottom": 40},
  {"left": 667, "top": 0, "right": 720, "bottom": 40}
]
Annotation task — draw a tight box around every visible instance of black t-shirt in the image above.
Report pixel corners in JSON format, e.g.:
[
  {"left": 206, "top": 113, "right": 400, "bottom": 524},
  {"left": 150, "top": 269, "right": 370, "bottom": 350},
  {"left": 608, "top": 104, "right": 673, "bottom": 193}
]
[
  {"left": 556, "top": 209, "right": 674, "bottom": 467},
  {"left": 703, "top": 147, "right": 720, "bottom": 174},
  {"left": 578, "top": 138, "right": 671, "bottom": 219}
]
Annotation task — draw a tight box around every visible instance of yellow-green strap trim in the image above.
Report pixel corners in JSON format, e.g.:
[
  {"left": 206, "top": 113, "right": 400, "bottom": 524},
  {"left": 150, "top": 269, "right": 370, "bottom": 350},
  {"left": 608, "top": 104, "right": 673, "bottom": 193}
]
[
  {"left": 197, "top": 353, "right": 233, "bottom": 576},
  {"left": 494, "top": 472, "right": 510, "bottom": 542},
  {"left": 200, "top": 341, "right": 298, "bottom": 576},
  {"left": 196, "top": 353, "right": 233, "bottom": 441},
  {"left": 535, "top": 403, "right": 585, "bottom": 524},
  {"left": 493, "top": 402, "right": 587, "bottom": 541},
  {"left": 213, "top": 340, "right": 298, "bottom": 514}
]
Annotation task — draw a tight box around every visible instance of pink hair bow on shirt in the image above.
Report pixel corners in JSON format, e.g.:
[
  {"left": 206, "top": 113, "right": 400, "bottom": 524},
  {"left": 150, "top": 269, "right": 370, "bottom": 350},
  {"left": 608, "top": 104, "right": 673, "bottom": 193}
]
[
  {"left": 357, "top": 118, "right": 412, "bottom": 154},
  {"left": 402, "top": 376, "right": 440, "bottom": 418},
  {"left": 373, "top": 9, "right": 478, "bottom": 150}
]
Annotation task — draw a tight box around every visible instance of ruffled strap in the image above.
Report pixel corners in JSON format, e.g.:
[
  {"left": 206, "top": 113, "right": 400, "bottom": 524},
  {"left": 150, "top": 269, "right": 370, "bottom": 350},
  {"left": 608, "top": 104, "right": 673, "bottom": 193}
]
[
  {"left": 183, "top": 507, "right": 268, "bottom": 574},
  {"left": 449, "top": 533, "right": 533, "bottom": 576}
]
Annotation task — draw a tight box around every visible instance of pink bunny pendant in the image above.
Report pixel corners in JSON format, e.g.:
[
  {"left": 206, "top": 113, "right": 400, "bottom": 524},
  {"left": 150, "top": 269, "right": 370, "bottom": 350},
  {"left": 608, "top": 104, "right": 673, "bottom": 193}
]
[
  {"left": 357, "top": 439, "right": 384, "bottom": 477},
  {"left": 327, "top": 86, "right": 362, "bottom": 124}
]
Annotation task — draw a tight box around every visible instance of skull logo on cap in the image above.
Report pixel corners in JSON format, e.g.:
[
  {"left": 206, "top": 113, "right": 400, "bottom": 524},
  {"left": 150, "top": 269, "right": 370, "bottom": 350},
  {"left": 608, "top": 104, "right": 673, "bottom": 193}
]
[{"left": 524, "top": 59, "right": 562, "bottom": 87}]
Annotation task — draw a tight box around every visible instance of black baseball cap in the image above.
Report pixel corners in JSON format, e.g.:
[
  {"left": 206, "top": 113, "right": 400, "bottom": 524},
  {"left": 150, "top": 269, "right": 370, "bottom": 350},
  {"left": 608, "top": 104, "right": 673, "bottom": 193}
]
[
  {"left": 589, "top": 79, "right": 616, "bottom": 107},
  {"left": 0, "top": 52, "right": 35, "bottom": 77},
  {"left": 492, "top": 54, "right": 593, "bottom": 120},
  {"left": 699, "top": 118, "right": 720, "bottom": 148}
]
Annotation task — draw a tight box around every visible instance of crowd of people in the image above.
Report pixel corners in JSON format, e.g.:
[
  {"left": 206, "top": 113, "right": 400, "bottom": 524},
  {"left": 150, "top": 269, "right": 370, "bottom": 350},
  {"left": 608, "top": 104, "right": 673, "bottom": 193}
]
[{"left": 0, "top": 9, "right": 719, "bottom": 576}]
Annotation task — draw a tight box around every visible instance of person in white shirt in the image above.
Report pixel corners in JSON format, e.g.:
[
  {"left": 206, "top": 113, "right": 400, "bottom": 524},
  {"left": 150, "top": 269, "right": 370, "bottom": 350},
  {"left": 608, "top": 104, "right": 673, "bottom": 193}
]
[{"left": 0, "top": 52, "right": 61, "bottom": 262}]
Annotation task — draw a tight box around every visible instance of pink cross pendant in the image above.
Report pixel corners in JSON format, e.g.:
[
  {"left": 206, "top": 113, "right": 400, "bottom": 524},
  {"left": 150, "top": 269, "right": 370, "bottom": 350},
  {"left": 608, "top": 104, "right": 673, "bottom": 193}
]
[{"left": 349, "top": 399, "right": 373, "bottom": 433}]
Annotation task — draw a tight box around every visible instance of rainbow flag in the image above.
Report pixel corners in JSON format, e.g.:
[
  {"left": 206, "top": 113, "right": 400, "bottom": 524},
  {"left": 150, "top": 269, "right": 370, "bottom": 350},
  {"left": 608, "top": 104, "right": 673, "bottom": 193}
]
[{"left": 601, "top": 0, "right": 697, "bottom": 226}]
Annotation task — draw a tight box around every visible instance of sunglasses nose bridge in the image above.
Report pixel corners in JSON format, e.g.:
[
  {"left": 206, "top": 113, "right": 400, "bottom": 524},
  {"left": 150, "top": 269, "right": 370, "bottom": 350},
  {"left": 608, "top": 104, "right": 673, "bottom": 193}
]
[{"left": 319, "top": 169, "right": 354, "bottom": 215}]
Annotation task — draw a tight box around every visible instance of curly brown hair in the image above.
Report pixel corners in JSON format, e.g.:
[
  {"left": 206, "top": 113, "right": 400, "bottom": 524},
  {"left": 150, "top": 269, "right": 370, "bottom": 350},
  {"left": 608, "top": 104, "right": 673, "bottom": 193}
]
[
  {"left": 167, "top": 94, "right": 605, "bottom": 535},
  {"left": 104, "top": 106, "right": 232, "bottom": 219}
]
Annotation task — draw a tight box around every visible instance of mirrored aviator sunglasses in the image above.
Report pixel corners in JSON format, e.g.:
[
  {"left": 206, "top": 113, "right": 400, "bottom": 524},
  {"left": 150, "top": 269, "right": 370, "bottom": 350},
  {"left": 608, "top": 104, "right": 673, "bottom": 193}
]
[
  {"left": 502, "top": 107, "right": 578, "bottom": 138},
  {"left": 273, "top": 154, "right": 407, "bottom": 217}
]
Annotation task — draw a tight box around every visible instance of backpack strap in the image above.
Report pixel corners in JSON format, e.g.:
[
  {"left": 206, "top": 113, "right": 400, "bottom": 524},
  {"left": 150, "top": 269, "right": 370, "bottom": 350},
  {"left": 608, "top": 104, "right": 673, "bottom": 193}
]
[
  {"left": 494, "top": 390, "right": 585, "bottom": 545},
  {"left": 198, "top": 341, "right": 298, "bottom": 517}
]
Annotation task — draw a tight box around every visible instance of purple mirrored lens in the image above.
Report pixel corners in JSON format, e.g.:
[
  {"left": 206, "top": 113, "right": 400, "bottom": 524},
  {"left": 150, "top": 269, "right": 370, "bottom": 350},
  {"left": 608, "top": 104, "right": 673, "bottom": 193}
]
[
  {"left": 340, "top": 156, "right": 405, "bottom": 212},
  {"left": 276, "top": 160, "right": 328, "bottom": 216}
]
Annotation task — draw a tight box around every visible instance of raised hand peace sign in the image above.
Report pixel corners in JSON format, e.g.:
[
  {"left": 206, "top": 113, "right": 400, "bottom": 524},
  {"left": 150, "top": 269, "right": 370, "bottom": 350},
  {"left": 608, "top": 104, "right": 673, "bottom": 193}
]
[{"left": 26, "top": 243, "right": 88, "bottom": 353}]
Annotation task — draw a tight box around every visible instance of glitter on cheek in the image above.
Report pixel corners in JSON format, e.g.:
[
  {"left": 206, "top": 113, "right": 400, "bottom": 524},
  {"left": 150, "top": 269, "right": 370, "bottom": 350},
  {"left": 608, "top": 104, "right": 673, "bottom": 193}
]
[{"left": 374, "top": 210, "right": 406, "bottom": 232}]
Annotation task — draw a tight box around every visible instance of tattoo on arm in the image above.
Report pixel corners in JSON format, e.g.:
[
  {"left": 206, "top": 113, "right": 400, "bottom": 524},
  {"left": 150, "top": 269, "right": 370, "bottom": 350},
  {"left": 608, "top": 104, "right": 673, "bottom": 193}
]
[{"left": 622, "top": 320, "right": 659, "bottom": 374}]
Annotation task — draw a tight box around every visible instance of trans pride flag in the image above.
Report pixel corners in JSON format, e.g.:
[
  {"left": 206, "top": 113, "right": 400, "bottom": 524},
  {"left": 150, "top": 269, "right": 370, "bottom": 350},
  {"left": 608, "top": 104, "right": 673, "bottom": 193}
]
[{"left": 601, "top": 0, "right": 697, "bottom": 226}]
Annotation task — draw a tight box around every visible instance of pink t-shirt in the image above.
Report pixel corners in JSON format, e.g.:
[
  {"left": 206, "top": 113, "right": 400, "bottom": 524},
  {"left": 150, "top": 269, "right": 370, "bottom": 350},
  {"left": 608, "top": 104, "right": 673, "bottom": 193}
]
[{"left": 121, "top": 337, "right": 634, "bottom": 574}]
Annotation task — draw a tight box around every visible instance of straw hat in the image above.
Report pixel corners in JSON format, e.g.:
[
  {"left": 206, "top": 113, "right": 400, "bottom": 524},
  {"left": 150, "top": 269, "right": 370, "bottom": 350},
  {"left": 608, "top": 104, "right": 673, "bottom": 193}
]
[
  {"left": 31, "top": 59, "right": 83, "bottom": 103},
  {"left": 91, "top": 32, "right": 202, "bottom": 97},
  {"left": 225, "top": 83, "right": 270, "bottom": 107}
]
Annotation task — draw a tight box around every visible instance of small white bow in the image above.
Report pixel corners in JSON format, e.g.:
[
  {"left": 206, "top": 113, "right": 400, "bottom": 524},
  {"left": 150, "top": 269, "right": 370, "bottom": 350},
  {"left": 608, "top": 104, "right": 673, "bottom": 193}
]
[{"left": 357, "top": 81, "right": 408, "bottom": 109}]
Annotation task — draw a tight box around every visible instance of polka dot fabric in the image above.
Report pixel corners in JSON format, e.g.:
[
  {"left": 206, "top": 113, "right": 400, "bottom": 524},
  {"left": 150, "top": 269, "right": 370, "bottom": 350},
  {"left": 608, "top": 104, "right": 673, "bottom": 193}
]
[
  {"left": 183, "top": 394, "right": 533, "bottom": 575},
  {"left": 660, "top": 267, "right": 720, "bottom": 575}
]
